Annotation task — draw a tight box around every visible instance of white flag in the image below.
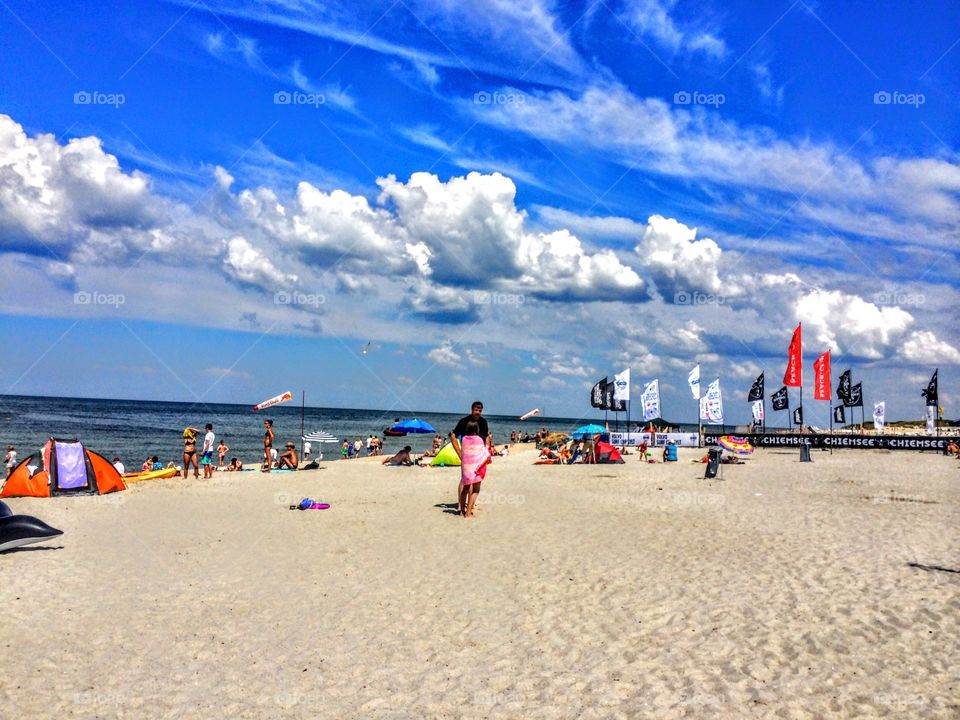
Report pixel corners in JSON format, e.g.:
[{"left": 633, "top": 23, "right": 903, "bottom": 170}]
[
  {"left": 641, "top": 379, "right": 660, "bottom": 421},
  {"left": 613, "top": 368, "right": 631, "bottom": 402},
  {"left": 873, "top": 401, "right": 885, "bottom": 434},
  {"left": 700, "top": 378, "right": 723, "bottom": 424},
  {"left": 926, "top": 405, "right": 936, "bottom": 435},
  {"left": 688, "top": 364, "right": 701, "bottom": 399},
  {"left": 751, "top": 400, "right": 764, "bottom": 422}
]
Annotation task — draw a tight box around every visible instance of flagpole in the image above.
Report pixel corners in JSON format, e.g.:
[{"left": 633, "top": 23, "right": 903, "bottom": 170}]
[
  {"left": 300, "top": 390, "right": 305, "bottom": 462},
  {"left": 625, "top": 398, "right": 630, "bottom": 451},
  {"left": 828, "top": 396, "right": 833, "bottom": 454}
]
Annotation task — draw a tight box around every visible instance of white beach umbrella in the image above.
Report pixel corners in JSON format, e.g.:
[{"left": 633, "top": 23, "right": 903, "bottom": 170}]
[{"left": 302, "top": 430, "right": 339, "bottom": 443}]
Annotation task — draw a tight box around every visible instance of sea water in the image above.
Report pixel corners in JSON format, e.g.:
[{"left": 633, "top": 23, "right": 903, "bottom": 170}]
[{"left": 0, "top": 395, "right": 623, "bottom": 467}]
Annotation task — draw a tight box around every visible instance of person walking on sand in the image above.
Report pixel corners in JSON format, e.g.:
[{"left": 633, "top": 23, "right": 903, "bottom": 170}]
[
  {"left": 201, "top": 423, "right": 216, "bottom": 479},
  {"left": 262, "top": 419, "right": 275, "bottom": 473},
  {"left": 450, "top": 401, "right": 492, "bottom": 518},
  {"left": 182, "top": 427, "right": 201, "bottom": 478}
]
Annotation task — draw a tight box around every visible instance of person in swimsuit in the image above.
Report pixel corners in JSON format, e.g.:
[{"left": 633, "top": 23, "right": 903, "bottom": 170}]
[
  {"left": 278, "top": 442, "right": 299, "bottom": 469},
  {"left": 183, "top": 427, "right": 201, "bottom": 478},
  {"left": 262, "top": 419, "right": 275, "bottom": 473}
]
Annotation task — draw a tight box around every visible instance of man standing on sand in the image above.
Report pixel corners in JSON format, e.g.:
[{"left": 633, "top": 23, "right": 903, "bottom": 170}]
[
  {"left": 450, "top": 401, "right": 492, "bottom": 517},
  {"left": 201, "top": 423, "right": 216, "bottom": 479}
]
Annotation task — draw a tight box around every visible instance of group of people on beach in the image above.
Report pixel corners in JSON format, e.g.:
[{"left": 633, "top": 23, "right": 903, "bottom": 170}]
[{"left": 341, "top": 435, "right": 385, "bottom": 459}]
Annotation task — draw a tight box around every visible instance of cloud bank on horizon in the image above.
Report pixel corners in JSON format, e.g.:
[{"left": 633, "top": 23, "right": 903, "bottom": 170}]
[{"left": 0, "top": 0, "right": 957, "bottom": 421}]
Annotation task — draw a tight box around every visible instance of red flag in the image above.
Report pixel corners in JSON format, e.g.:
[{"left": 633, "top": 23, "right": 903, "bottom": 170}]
[
  {"left": 783, "top": 324, "right": 802, "bottom": 387},
  {"left": 813, "top": 351, "right": 831, "bottom": 400}
]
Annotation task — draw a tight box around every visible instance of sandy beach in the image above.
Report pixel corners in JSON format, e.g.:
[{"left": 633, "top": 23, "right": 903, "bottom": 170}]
[{"left": 2, "top": 445, "right": 958, "bottom": 719}]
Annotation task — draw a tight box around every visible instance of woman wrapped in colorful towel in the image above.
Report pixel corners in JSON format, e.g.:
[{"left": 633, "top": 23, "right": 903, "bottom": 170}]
[{"left": 450, "top": 401, "right": 492, "bottom": 518}]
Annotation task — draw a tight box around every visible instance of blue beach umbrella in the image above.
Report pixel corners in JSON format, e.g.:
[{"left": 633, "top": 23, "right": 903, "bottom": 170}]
[
  {"left": 390, "top": 418, "right": 437, "bottom": 434},
  {"left": 571, "top": 424, "right": 607, "bottom": 439}
]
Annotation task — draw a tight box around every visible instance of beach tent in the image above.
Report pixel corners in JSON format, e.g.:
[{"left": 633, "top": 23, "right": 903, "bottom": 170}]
[
  {"left": 594, "top": 442, "right": 625, "bottom": 464},
  {"left": 429, "top": 444, "right": 461, "bottom": 467},
  {"left": 1, "top": 439, "right": 126, "bottom": 498}
]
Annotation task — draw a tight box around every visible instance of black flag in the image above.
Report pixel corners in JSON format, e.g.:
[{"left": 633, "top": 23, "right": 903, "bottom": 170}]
[
  {"left": 603, "top": 380, "right": 617, "bottom": 411},
  {"left": 836, "top": 369, "right": 852, "bottom": 402},
  {"left": 747, "top": 372, "right": 765, "bottom": 402},
  {"left": 793, "top": 407, "right": 803, "bottom": 426},
  {"left": 921, "top": 369, "right": 938, "bottom": 407},
  {"left": 610, "top": 390, "right": 627, "bottom": 413},
  {"left": 833, "top": 405, "right": 845, "bottom": 424},
  {"left": 846, "top": 382, "right": 863, "bottom": 408},
  {"left": 591, "top": 377, "right": 607, "bottom": 409},
  {"left": 771, "top": 386, "right": 789, "bottom": 411}
]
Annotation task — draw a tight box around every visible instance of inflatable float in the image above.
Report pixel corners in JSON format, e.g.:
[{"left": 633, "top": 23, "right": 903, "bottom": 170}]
[
  {"left": 0, "top": 500, "right": 64, "bottom": 552},
  {"left": 123, "top": 467, "right": 179, "bottom": 483}
]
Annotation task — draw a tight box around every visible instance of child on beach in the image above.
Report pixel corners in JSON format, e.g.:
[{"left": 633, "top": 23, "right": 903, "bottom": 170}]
[{"left": 217, "top": 439, "right": 229, "bottom": 468}]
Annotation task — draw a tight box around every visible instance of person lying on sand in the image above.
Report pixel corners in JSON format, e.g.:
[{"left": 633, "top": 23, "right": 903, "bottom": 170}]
[
  {"left": 278, "top": 442, "right": 299, "bottom": 469},
  {"left": 382, "top": 446, "right": 413, "bottom": 466}
]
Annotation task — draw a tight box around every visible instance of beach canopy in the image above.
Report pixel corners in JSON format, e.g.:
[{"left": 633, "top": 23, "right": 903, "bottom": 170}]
[
  {"left": 595, "top": 441, "right": 625, "bottom": 464},
  {"left": 1, "top": 439, "right": 126, "bottom": 498},
  {"left": 429, "top": 443, "right": 461, "bottom": 467},
  {"left": 390, "top": 418, "right": 436, "bottom": 434},
  {"left": 572, "top": 424, "right": 607, "bottom": 439},
  {"left": 718, "top": 436, "right": 754, "bottom": 455},
  {"left": 302, "top": 430, "right": 339, "bottom": 443}
]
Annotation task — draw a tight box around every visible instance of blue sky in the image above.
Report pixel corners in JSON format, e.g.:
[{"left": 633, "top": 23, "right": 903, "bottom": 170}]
[{"left": 0, "top": 0, "right": 957, "bottom": 423}]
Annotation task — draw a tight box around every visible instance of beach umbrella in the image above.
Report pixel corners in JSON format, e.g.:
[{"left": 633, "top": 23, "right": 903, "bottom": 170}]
[
  {"left": 519, "top": 408, "right": 541, "bottom": 421},
  {"left": 390, "top": 418, "right": 437, "bottom": 434},
  {"left": 718, "top": 436, "right": 754, "bottom": 455},
  {"left": 572, "top": 424, "right": 607, "bottom": 439},
  {"left": 302, "top": 430, "right": 339, "bottom": 443}
]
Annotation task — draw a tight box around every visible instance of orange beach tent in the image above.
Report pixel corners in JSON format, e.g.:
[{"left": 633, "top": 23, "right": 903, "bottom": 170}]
[{"left": 1, "top": 439, "right": 126, "bottom": 498}]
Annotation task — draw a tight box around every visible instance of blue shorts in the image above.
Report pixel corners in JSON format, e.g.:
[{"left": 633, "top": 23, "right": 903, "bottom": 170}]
[{"left": 201, "top": 451, "right": 214, "bottom": 465}]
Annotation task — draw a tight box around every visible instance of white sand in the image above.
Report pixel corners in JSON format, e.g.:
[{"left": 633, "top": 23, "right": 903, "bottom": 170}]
[{"left": 2, "top": 446, "right": 958, "bottom": 718}]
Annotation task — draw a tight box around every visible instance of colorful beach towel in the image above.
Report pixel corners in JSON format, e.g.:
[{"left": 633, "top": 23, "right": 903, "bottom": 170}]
[{"left": 459, "top": 435, "right": 490, "bottom": 485}]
